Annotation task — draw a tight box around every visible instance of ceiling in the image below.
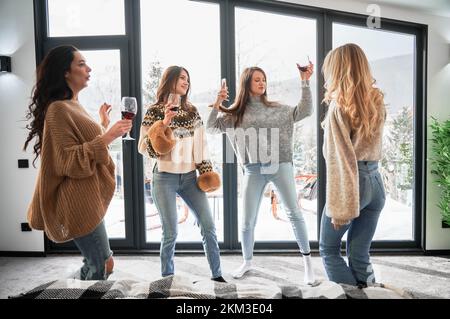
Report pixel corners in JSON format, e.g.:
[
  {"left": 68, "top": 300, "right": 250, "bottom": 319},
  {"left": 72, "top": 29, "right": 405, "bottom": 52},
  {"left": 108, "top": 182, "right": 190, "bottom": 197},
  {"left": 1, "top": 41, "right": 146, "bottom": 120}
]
[{"left": 353, "top": 0, "right": 450, "bottom": 18}]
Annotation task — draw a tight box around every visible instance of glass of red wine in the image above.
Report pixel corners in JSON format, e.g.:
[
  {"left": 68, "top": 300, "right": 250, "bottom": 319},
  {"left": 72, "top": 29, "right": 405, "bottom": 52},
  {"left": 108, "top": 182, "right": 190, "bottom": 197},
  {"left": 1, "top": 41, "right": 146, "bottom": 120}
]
[
  {"left": 168, "top": 93, "right": 181, "bottom": 113},
  {"left": 296, "top": 55, "right": 311, "bottom": 72},
  {"left": 121, "top": 96, "right": 137, "bottom": 140}
]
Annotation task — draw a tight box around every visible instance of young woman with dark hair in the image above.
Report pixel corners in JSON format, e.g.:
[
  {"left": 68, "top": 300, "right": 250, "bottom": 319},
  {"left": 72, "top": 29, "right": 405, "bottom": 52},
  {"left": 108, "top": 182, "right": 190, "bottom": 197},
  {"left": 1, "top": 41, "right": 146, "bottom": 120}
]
[{"left": 25, "top": 45, "right": 132, "bottom": 280}]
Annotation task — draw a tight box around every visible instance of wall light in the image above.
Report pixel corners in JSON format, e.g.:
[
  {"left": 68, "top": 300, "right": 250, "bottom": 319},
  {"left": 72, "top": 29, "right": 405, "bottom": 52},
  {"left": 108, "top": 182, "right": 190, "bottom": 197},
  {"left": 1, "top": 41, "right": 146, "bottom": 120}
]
[{"left": 0, "top": 56, "right": 12, "bottom": 73}]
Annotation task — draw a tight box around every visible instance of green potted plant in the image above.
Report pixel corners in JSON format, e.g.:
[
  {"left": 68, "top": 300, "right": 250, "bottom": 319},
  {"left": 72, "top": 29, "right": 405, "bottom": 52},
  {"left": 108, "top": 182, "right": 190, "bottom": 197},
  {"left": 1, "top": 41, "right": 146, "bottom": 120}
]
[{"left": 429, "top": 117, "right": 450, "bottom": 228}]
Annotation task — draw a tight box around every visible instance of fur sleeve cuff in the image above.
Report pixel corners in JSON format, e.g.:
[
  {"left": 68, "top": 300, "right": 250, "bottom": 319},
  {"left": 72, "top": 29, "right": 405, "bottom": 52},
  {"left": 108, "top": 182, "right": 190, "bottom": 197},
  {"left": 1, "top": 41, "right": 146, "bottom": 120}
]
[
  {"left": 197, "top": 171, "right": 221, "bottom": 193},
  {"left": 147, "top": 120, "right": 176, "bottom": 155}
]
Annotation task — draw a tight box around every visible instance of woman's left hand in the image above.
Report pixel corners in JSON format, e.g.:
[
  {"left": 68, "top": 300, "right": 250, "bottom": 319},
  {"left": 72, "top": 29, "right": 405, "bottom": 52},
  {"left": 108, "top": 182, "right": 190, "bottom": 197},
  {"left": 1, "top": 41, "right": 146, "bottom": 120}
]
[
  {"left": 299, "top": 62, "right": 314, "bottom": 81},
  {"left": 99, "top": 102, "right": 112, "bottom": 129}
]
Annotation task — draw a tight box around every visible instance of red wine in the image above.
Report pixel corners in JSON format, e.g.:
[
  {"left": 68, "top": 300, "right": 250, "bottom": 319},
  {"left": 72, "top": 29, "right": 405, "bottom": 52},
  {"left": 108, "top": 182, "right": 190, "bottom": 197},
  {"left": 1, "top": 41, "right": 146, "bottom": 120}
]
[
  {"left": 296, "top": 63, "right": 308, "bottom": 72},
  {"left": 121, "top": 111, "right": 135, "bottom": 120}
]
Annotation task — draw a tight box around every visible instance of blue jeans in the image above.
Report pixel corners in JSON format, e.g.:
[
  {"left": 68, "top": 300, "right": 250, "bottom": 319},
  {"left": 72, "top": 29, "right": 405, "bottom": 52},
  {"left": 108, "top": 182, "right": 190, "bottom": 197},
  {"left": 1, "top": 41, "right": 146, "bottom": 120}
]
[
  {"left": 241, "top": 162, "right": 311, "bottom": 260},
  {"left": 151, "top": 167, "right": 222, "bottom": 278},
  {"left": 319, "top": 161, "right": 386, "bottom": 286},
  {"left": 73, "top": 220, "right": 113, "bottom": 280}
]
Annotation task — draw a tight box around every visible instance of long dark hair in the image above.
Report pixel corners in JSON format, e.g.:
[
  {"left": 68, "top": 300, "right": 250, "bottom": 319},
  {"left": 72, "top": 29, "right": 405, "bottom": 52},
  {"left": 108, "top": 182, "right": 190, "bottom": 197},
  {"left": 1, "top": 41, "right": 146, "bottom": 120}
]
[
  {"left": 23, "top": 45, "right": 77, "bottom": 166},
  {"left": 219, "top": 66, "right": 278, "bottom": 127},
  {"left": 154, "top": 65, "right": 196, "bottom": 113}
]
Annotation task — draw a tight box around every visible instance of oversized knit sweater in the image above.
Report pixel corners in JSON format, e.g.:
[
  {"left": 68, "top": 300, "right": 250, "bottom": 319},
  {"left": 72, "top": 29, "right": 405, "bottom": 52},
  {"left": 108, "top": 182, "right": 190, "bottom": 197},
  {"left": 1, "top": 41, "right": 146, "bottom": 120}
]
[
  {"left": 206, "top": 80, "right": 312, "bottom": 165},
  {"left": 27, "top": 100, "right": 115, "bottom": 243},
  {"left": 323, "top": 101, "right": 384, "bottom": 225},
  {"left": 138, "top": 103, "right": 214, "bottom": 177}
]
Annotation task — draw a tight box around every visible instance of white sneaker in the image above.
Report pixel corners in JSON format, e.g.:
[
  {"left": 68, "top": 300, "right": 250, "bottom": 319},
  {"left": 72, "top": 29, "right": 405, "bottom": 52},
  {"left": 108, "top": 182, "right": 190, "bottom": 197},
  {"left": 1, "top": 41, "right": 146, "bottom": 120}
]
[
  {"left": 303, "top": 255, "right": 315, "bottom": 285},
  {"left": 232, "top": 261, "right": 253, "bottom": 279}
]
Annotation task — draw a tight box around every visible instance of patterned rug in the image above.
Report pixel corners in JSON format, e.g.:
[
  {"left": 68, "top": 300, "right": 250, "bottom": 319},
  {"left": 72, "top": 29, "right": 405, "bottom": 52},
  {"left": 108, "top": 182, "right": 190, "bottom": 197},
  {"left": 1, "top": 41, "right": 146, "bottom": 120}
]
[{"left": 9, "top": 275, "right": 416, "bottom": 299}]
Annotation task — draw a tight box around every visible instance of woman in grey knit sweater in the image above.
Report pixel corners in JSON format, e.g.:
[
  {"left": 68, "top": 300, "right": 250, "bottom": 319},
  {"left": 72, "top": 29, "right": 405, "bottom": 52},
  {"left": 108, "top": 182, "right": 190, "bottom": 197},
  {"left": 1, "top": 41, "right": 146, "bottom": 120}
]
[
  {"left": 207, "top": 66, "right": 316, "bottom": 284},
  {"left": 319, "top": 43, "right": 386, "bottom": 287}
]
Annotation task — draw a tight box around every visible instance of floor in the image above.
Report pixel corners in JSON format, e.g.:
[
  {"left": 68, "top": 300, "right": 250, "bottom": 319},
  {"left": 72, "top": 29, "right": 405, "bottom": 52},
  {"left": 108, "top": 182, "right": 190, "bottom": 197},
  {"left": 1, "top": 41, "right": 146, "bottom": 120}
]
[{"left": 1, "top": 254, "right": 449, "bottom": 299}]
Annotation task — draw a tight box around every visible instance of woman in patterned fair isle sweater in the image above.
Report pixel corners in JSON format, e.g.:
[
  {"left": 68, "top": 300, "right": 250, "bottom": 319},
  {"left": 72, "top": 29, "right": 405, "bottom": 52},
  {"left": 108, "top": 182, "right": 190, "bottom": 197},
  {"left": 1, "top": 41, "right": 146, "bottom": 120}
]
[
  {"left": 319, "top": 43, "right": 386, "bottom": 287},
  {"left": 207, "top": 65, "right": 316, "bottom": 285},
  {"left": 24, "top": 45, "right": 133, "bottom": 280},
  {"left": 138, "top": 66, "right": 225, "bottom": 282}
]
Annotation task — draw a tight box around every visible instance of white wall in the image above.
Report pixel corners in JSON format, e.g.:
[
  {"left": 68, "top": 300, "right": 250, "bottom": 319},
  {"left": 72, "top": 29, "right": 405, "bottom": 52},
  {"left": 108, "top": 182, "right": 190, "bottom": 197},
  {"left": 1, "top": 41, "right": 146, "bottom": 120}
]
[
  {"left": 281, "top": 0, "right": 450, "bottom": 250},
  {"left": 0, "top": 0, "right": 448, "bottom": 252},
  {"left": 0, "top": 0, "right": 44, "bottom": 252}
]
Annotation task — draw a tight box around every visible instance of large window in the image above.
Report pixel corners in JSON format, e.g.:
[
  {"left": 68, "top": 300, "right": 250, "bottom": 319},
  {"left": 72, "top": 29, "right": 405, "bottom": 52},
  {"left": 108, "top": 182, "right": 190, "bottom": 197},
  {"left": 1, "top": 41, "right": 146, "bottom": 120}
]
[
  {"left": 235, "top": 8, "right": 319, "bottom": 242},
  {"left": 78, "top": 50, "right": 126, "bottom": 239},
  {"left": 47, "top": 0, "right": 125, "bottom": 37},
  {"left": 333, "top": 23, "right": 416, "bottom": 241},
  {"left": 37, "top": 0, "right": 425, "bottom": 252},
  {"left": 140, "top": 0, "right": 223, "bottom": 243}
]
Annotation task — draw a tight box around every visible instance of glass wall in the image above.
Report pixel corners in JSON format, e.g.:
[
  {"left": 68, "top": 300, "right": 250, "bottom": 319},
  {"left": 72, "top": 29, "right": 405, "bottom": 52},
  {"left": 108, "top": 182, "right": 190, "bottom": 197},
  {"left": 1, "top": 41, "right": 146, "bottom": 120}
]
[
  {"left": 40, "top": 0, "right": 424, "bottom": 251},
  {"left": 333, "top": 23, "right": 415, "bottom": 240},
  {"left": 78, "top": 50, "right": 126, "bottom": 239},
  {"left": 235, "top": 7, "right": 319, "bottom": 242},
  {"left": 47, "top": 0, "right": 125, "bottom": 37},
  {"left": 140, "top": 0, "right": 224, "bottom": 243}
]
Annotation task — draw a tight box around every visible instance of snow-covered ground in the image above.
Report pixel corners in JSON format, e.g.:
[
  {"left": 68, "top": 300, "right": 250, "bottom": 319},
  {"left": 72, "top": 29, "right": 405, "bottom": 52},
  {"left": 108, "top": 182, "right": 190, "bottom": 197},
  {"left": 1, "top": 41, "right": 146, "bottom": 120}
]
[{"left": 104, "top": 193, "right": 413, "bottom": 243}]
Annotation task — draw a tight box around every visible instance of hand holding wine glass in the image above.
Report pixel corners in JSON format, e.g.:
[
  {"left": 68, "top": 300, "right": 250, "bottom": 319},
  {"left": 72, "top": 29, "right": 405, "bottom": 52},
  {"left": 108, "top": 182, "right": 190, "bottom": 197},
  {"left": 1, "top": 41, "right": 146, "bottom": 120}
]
[
  {"left": 296, "top": 55, "right": 314, "bottom": 81},
  {"left": 168, "top": 93, "right": 181, "bottom": 112},
  {"left": 212, "top": 78, "right": 229, "bottom": 110},
  {"left": 121, "top": 97, "right": 137, "bottom": 140},
  {"left": 162, "top": 93, "right": 180, "bottom": 127}
]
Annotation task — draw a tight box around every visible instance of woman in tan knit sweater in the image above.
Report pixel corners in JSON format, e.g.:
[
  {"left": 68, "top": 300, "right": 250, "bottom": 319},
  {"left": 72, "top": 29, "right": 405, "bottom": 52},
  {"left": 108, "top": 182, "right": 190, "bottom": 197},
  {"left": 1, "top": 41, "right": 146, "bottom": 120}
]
[
  {"left": 138, "top": 66, "right": 225, "bottom": 282},
  {"left": 24, "top": 45, "right": 132, "bottom": 280},
  {"left": 319, "top": 43, "right": 386, "bottom": 287}
]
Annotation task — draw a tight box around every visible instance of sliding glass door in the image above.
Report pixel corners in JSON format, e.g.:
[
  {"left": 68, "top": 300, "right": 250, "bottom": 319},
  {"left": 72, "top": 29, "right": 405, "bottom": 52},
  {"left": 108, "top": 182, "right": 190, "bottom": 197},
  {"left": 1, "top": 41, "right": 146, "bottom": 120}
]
[
  {"left": 39, "top": 0, "right": 137, "bottom": 250},
  {"left": 37, "top": 0, "right": 425, "bottom": 252},
  {"left": 139, "top": 0, "right": 224, "bottom": 246},
  {"left": 234, "top": 7, "right": 319, "bottom": 245},
  {"left": 333, "top": 23, "right": 416, "bottom": 241}
]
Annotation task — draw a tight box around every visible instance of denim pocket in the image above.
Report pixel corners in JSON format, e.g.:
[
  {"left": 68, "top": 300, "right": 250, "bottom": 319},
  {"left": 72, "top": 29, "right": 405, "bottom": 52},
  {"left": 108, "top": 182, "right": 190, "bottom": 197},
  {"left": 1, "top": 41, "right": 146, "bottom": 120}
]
[
  {"left": 359, "top": 174, "right": 370, "bottom": 206},
  {"left": 374, "top": 173, "right": 386, "bottom": 200}
]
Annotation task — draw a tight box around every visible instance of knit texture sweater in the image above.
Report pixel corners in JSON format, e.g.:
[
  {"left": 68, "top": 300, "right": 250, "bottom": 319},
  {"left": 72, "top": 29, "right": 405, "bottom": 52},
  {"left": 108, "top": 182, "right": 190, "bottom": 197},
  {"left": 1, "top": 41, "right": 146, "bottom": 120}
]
[
  {"left": 27, "top": 100, "right": 115, "bottom": 243},
  {"left": 323, "top": 101, "right": 384, "bottom": 225},
  {"left": 138, "top": 103, "right": 214, "bottom": 177},
  {"left": 206, "top": 80, "right": 312, "bottom": 165}
]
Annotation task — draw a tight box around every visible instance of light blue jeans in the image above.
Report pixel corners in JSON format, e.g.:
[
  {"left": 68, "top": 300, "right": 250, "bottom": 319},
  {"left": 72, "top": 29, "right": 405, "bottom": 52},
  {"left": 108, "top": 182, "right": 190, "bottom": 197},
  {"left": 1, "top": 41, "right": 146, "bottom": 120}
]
[
  {"left": 151, "top": 166, "right": 222, "bottom": 278},
  {"left": 73, "top": 220, "right": 113, "bottom": 280},
  {"left": 241, "top": 162, "right": 311, "bottom": 260},
  {"left": 319, "top": 161, "right": 386, "bottom": 286}
]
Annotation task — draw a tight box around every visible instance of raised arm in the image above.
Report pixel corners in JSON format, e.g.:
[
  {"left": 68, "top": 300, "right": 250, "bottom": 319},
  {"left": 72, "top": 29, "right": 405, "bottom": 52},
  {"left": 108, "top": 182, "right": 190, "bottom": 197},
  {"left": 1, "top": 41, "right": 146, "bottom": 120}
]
[
  {"left": 292, "top": 80, "right": 313, "bottom": 122},
  {"left": 206, "top": 107, "right": 234, "bottom": 134}
]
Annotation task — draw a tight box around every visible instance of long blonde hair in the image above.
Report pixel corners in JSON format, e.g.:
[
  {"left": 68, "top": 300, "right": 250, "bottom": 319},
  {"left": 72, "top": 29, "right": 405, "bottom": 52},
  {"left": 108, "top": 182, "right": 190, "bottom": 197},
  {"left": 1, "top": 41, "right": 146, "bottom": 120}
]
[
  {"left": 219, "top": 67, "right": 278, "bottom": 127},
  {"left": 322, "top": 43, "right": 385, "bottom": 140}
]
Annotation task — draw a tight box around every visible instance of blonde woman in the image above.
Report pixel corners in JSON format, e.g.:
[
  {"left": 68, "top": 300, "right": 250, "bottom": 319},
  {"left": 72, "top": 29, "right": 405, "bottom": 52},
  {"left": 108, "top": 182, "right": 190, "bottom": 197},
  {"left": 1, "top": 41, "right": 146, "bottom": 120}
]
[{"left": 319, "top": 43, "right": 386, "bottom": 287}]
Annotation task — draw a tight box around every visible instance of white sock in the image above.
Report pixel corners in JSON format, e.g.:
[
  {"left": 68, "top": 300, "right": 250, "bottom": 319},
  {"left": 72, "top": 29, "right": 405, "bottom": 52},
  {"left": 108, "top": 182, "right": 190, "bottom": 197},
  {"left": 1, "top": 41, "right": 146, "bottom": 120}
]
[
  {"left": 232, "top": 260, "right": 253, "bottom": 279},
  {"left": 303, "top": 254, "right": 315, "bottom": 285}
]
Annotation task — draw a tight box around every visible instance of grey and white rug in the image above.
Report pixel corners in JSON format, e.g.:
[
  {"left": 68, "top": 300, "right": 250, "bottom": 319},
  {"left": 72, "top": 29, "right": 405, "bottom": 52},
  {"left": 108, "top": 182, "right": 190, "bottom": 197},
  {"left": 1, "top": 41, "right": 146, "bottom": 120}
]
[{"left": 10, "top": 275, "right": 416, "bottom": 299}]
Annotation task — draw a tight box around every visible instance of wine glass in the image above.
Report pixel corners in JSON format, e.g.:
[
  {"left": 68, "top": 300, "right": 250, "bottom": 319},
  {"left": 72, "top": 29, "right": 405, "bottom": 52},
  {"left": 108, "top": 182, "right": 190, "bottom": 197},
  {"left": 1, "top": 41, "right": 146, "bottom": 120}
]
[
  {"left": 296, "top": 55, "right": 312, "bottom": 72},
  {"left": 168, "top": 93, "right": 181, "bottom": 112},
  {"left": 121, "top": 96, "right": 137, "bottom": 140}
]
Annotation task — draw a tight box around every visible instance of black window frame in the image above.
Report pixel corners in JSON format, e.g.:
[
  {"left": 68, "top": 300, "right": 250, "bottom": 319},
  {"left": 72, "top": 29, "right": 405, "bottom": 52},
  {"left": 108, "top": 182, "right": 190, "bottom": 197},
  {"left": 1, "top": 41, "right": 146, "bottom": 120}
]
[
  {"left": 34, "top": 0, "right": 427, "bottom": 254},
  {"left": 34, "top": 0, "right": 143, "bottom": 251}
]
